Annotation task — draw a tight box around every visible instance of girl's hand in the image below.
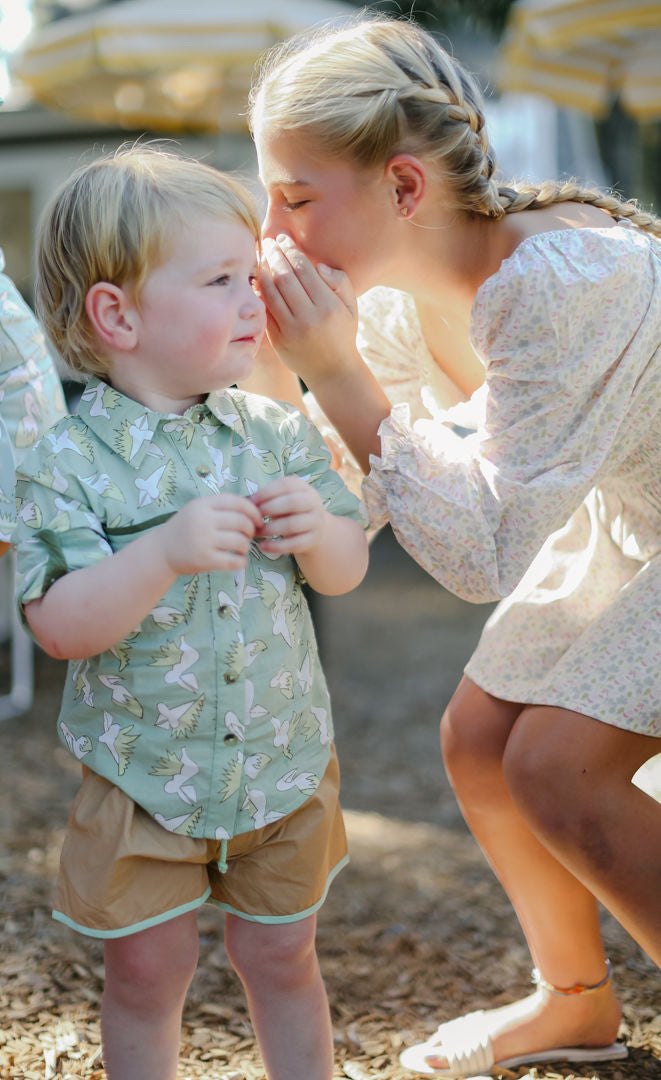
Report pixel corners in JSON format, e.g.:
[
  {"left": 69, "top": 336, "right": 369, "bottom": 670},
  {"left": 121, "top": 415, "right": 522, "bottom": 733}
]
[
  {"left": 160, "top": 494, "right": 263, "bottom": 574},
  {"left": 252, "top": 476, "right": 327, "bottom": 556},
  {"left": 258, "top": 235, "right": 359, "bottom": 385}
]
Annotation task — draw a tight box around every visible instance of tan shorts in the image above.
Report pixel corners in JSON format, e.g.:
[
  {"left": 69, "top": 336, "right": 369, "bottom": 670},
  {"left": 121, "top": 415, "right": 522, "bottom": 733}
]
[{"left": 53, "top": 747, "right": 347, "bottom": 939}]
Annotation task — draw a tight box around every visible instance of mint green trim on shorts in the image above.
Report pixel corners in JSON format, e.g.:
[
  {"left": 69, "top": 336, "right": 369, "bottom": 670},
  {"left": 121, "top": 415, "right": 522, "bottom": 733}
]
[
  {"left": 52, "top": 885, "right": 212, "bottom": 939},
  {"left": 209, "top": 853, "right": 350, "bottom": 924}
]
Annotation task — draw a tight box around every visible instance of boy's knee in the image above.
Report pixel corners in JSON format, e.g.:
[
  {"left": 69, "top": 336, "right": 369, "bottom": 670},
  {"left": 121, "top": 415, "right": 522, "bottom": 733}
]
[
  {"left": 226, "top": 915, "right": 317, "bottom": 990},
  {"left": 104, "top": 916, "right": 199, "bottom": 1009}
]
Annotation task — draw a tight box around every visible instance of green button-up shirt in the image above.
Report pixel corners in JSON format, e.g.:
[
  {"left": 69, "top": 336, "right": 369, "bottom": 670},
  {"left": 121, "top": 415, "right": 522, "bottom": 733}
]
[{"left": 15, "top": 378, "right": 367, "bottom": 839}]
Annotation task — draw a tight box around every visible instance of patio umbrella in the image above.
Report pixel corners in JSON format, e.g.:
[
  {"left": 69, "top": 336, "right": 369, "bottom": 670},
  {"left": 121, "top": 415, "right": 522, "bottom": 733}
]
[
  {"left": 496, "top": 0, "right": 661, "bottom": 120},
  {"left": 10, "top": 0, "right": 354, "bottom": 133}
]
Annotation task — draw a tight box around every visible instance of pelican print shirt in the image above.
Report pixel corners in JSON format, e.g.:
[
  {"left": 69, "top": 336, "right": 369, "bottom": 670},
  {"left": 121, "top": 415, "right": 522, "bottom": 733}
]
[{"left": 14, "top": 378, "right": 367, "bottom": 839}]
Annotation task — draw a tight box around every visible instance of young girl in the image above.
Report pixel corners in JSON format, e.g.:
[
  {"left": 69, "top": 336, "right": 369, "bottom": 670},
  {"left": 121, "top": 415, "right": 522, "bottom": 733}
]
[{"left": 246, "top": 15, "right": 661, "bottom": 1078}]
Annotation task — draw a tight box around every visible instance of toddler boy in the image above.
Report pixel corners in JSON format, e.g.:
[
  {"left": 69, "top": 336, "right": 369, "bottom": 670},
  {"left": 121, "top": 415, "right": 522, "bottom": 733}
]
[{"left": 14, "top": 146, "right": 368, "bottom": 1080}]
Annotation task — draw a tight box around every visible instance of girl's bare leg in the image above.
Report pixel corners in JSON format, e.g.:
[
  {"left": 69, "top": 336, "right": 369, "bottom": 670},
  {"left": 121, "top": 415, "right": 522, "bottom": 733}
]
[
  {"left": 224, "top": 912, "right": 333, "bottom": 1080},
  {"left": 101, "top": 910, "right": 199, "bottom": 1080},
  {"left": 427, "top": 677, "right": 638, "bottom": 1067},
  {"left": 503, "top": 702, "right": 661, "bottom": 963}
]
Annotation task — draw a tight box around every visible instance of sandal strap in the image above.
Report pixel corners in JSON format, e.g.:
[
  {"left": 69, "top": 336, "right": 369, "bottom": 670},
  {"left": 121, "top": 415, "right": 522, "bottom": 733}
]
[
  {"left": 432, "top": 1011, "right": 495, "bottom": 1075},
  {"left": 533, "top": 958, "right": 613, "bottom": 996}
]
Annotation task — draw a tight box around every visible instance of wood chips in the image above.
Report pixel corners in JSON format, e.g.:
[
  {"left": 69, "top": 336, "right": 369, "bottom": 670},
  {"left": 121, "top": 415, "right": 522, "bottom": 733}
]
[{"left": 2, "top": 531, "right": 660, "bottom": 1079}]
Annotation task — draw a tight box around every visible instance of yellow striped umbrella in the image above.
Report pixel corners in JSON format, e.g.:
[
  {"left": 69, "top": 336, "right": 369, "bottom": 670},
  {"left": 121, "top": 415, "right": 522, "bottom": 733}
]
[
  {"left": 496, "top": 0, "right": 661, "bottom": 120},
  {"left": 10, "top": 0, "right": 353, "bottom": 133}
]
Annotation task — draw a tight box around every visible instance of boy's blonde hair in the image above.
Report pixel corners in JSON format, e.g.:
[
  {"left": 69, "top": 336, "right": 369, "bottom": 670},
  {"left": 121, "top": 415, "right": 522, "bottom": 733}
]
[
  {"left": 36, "top": 145, "right": 262, "bottom": 378},
  {"left": 250, "top": 16, "right": 661, "bottom": 237}
]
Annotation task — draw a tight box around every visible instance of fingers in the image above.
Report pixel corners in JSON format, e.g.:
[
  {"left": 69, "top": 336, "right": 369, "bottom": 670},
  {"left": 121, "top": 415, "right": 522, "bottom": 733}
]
[
  {"left": 251, "top": 478, "right": 323, "bottom": 554},
  {"left": 209, "top": 494, "right": 263, "bottom": 533},
  {"left": 260, "top": 235, "right": 351, "bottom": 317}
]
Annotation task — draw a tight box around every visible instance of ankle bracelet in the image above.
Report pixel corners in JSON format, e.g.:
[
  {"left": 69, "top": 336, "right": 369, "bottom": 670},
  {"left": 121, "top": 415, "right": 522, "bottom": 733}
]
[{"left": 533, "top": 958, "right": 613, "bottom": 996}]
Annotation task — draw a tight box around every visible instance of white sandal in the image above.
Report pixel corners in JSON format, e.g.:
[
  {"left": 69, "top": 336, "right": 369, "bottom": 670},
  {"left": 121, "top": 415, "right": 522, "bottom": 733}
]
[{"left": 398, "top": 960, "right": 628, "bottom": 1078}]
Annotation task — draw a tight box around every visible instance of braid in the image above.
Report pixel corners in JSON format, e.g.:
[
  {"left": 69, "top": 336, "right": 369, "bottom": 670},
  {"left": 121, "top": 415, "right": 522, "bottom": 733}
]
[
  {"left": 251, "top": 17, "right": 660, "bottom": 237},
  {"left": 498, "top": 181, "right": 661, "bottom": 237}
]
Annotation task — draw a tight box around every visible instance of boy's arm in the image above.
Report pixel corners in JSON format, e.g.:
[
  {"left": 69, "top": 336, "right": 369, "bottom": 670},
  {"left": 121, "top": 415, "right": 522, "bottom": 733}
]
[
  {"left": 25, "top": 527, "right": 179, "bottom": 659},
  {"left": 24, "top": 493, "right": 262, "bottom": 660},
  {"left": 294, "top": 512, "right": 368, "bottom": 595},
  {"left": 252, "top": 476, "right": 368, "bottom": 597}
]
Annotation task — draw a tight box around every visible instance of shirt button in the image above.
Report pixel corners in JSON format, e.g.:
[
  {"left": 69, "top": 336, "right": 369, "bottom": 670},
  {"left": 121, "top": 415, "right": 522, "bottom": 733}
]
[
  {"left": 224, "top": 672, "right": 238, "bottom": 684},
  {"left": 224, "top": 733, "right": 238, "bottom": 745},
  {"left": 196, "top": 465, "right": 211, "bottom": 478}
]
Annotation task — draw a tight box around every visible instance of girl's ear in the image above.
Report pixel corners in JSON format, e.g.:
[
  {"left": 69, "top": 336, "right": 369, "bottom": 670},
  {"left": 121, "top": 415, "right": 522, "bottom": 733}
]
[
  {"left": 85, "top": 282, "right": 138, "bottom": 352},
  {"left": 385, "top": 154, "right": 427, "bottom": 219}
]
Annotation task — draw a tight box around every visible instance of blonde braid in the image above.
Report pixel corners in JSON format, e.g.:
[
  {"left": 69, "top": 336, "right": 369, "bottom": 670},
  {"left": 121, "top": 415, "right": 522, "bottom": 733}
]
[
  {"left": 498, "top": 181, "right": 661, "bottom": 237},
  {"left": 251, "top": 17, "right": 660, "bottom": 236}
]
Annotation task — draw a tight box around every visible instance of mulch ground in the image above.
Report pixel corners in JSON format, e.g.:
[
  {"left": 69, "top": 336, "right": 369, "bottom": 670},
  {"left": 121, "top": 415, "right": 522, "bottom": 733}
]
[{"left": 1, "top": 529, "right": 660, "bottom": 1080}]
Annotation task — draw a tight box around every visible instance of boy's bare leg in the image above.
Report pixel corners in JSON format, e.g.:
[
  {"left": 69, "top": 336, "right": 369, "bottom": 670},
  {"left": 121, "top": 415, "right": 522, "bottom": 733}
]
[
  {"left": 101, "top": 910, "right": 199, "bottom": 1080},
  {"left": 225, "top": 912, "right": 333, "bottom": 1080}
]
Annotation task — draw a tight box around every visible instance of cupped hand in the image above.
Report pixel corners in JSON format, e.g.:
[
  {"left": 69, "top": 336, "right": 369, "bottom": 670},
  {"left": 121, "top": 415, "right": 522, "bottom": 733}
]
[
  {"left": 160, "top": 494, "right": 263, "bottom": 575},
  {"left": 252, "top": 475, "right": 327, "bottom": 556},
  {"left": 257, "top": 235, "right": 359, "bottom": 384}
]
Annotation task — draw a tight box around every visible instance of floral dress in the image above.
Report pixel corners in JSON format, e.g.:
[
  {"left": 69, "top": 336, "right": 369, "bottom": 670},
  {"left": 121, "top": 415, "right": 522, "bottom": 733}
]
[{"left": 308, "top": 226, "right": 661, "bottom": 736}]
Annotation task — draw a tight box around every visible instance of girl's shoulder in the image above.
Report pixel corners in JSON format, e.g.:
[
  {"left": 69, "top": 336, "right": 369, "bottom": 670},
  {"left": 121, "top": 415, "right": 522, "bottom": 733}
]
[{"left": 471, "top": 225, "right": 659, "bottom": 356}]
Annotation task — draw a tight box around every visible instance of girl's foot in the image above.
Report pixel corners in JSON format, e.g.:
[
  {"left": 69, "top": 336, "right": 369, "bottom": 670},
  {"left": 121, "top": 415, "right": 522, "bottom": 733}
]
[{"left": 403, "top": 967, "right": 623, "bottom": 1075}]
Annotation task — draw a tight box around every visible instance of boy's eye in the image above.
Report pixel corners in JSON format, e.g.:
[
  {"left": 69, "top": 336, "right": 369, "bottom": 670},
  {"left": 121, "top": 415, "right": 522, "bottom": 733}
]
[{"left": 210, "top": 274, "right": 230, "bottom": 286}]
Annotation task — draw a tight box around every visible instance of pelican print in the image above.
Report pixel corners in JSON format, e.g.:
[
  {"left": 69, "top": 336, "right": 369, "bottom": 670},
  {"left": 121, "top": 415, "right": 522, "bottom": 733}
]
[
  {"left": 276, "top": 769, "right": 319, "bottom": 793},
  {"left": 151, "top": 635, "right": 200, "bottom": 692},
  {"left": 98, "top": 710, "right": 139, "bottom": 775},
  {"left": 154, "top": 695, "right": 204, "bottom": 737},
  {"left": 59, "top": 721, "right": 92, "bottom": 760},
  {"left": 241, "top": 786, "right": 286, "bottom": 829},
  {"left": 46, "top": 424, "right": 94, "bottom": 461}
]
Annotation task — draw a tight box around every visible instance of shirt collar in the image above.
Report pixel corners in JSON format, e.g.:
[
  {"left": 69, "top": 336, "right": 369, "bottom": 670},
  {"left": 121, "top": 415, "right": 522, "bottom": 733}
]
[{"left": 76, "top": 378, "right": 250, "bottom": 470}]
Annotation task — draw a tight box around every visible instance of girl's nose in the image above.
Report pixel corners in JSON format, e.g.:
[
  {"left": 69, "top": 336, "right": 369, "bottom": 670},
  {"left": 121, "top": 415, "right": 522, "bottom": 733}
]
[{"left": 261, "top": 202, "right": 280, "bottom": 241}]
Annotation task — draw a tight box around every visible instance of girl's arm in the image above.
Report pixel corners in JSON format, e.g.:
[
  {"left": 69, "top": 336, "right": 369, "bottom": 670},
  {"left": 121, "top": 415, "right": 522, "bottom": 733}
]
[{"left": 258, "top": 237, "right": 391, "bottom": 473}]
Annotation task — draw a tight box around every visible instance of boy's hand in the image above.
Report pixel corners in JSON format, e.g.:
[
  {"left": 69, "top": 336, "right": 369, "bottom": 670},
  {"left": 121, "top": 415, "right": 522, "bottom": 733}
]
[
  {"left": 160, "top": 494, "right": 263, "bottom": 574},
  {"left": 252, "top": 477, "right": 328, "bottom": 556}
]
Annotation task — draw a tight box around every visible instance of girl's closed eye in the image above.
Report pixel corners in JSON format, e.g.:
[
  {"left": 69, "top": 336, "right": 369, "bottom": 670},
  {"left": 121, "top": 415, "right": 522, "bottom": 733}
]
[
  {"left": 209, "top": 273, "right": 230, "bottom": 286},
  {"left": 282, "top": 200, "right": 309, "bottom": 212}
]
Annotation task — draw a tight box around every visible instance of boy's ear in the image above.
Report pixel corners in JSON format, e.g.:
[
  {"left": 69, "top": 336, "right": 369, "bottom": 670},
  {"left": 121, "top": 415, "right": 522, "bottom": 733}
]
[
  {"left": 385, "top": 153, "right": 426, "bottom": 218},
  {"left": 85, "top": 282, "right": 138, "bottom": 352}
]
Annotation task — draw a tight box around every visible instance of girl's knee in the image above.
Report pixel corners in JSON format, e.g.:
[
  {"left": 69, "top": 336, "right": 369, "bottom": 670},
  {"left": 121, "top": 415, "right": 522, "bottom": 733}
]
[
  {"left": 502, "top": 707, "right": 593, "bottom": 833},
  {"left": 441, "top": 680, "right": 518, "bottom": 783}
]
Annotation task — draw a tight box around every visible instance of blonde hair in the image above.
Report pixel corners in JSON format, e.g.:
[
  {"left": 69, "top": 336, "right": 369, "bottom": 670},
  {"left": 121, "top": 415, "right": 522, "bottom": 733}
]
[
  {"left": 36, "top": 144, "right": 262, "bottom": 377},
  {"left": 250, "top": 16, "right": 661, "bottom": 236}
]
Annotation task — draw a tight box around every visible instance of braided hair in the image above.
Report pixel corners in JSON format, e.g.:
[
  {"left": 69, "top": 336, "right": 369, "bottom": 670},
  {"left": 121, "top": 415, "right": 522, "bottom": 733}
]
[{"left": 250, "top": 17, "right": 661, "bottom": 238}]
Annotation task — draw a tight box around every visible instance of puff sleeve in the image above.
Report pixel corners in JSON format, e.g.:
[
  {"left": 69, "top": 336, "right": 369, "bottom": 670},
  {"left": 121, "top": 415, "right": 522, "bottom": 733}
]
[{"left": 363, "top": 229, "right": 661, "bottom": 602}]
